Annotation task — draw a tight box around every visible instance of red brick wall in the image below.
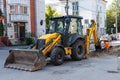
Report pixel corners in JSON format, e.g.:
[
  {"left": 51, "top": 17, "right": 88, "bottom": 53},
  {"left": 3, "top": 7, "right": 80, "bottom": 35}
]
[
  {"left": 30, "top": 0, "right": 36, "bottom": 35},
  {"left": 3, "top": 0, "right": 7, "bottom": 25}
]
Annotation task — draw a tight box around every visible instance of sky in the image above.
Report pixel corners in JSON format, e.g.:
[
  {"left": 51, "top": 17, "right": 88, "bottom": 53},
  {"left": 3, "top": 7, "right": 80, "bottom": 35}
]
[
  {"left": 45, "top": 0, "right": 59, "bottom": 4},
  {"left": 106, "top": 0, "right": 113, "bottom": 8}
]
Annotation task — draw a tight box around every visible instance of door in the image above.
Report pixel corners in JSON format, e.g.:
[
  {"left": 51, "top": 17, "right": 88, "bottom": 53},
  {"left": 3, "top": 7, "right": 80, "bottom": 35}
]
[{"left": 20, "top": 26, "right": 25, "bottom": 41}]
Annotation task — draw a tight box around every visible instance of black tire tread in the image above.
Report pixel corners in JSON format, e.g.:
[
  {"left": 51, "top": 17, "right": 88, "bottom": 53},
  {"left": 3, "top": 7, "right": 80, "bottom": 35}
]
[
  {"left": 50, "top": 47, "right": 65, "bottom": 65},
  {"left": 71, "top": 40, "right": 85, "bottom": 60}
]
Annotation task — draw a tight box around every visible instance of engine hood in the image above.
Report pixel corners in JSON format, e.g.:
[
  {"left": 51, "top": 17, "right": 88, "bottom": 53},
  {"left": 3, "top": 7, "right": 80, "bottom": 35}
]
[{"left": 38, "top": 33, "right": 61, "bottom": 44}]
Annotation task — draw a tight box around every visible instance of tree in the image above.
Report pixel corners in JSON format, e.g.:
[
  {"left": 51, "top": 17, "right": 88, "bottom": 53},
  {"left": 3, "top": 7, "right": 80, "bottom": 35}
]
[
  {"left": 106, "top": 0, "right": 120, "bottom": 34},
  {"left": 45, "top": 5, "right": 62, "bottom": 28},
  {"left": 106, "top": 9, "right": 115, "bottom": 34}
]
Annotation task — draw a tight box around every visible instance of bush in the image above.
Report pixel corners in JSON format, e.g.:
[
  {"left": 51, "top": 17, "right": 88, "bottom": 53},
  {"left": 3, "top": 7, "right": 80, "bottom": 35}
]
[
  {"left": 25, "top": 37, "right": 34, "bottom": 45},
  {"left": 9, "top": 40, "right": 12, "bottom": 46}
]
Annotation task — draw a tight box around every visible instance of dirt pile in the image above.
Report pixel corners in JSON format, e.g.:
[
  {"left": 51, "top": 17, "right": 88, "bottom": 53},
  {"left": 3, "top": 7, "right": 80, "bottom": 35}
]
[{"left": 89, "top": 46, "right": 120, "bottom": 58}]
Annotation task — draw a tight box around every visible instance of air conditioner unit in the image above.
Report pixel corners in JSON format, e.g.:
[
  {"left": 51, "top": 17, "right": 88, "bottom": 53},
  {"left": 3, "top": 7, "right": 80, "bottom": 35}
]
[{"left": 7, "top": 23, "right": 13, "bottom": 27}]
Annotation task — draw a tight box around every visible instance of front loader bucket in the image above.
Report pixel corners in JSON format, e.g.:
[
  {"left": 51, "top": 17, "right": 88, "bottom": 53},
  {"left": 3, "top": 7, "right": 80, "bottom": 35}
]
[{"left": 4, "top": 49, "right": 46, "bottom": 72}]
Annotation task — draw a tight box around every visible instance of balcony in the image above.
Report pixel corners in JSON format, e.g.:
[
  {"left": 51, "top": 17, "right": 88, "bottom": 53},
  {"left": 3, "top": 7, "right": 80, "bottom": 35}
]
[{"left": 10, "top": 14, "right": 28, "bottom": 22}]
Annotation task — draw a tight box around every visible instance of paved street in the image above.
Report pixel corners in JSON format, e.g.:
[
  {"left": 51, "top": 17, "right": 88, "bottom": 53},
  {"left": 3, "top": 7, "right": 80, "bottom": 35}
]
[{"left": 0, "top": 49, "right": 120, "bottom": 80}]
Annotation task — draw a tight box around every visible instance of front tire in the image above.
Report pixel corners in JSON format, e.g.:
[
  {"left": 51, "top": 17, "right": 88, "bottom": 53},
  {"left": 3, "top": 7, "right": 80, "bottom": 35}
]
[
  {"left": 50, "top": 47, "right": 65, "bottom": 65},
  {"left": 71, "top": 40, "right": 85, "bottom": 60}
]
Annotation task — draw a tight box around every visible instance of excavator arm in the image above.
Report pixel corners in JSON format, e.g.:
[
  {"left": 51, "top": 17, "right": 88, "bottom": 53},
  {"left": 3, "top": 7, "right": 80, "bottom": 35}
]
[{"left": 85, "top": 20, "right": 99, "bottom": 58}]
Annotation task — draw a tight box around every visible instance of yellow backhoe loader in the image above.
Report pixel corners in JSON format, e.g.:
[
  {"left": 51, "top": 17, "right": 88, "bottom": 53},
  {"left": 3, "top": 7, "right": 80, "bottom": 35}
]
[{"left": 4, "top": 15, "right": 101, "bottom": 72}]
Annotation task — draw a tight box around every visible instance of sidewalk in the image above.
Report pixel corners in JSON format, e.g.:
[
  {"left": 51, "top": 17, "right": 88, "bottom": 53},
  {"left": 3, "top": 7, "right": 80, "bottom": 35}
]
[
  {"left": 0, "top": 46, "right": 29, "bottom": 50},
  {"left": 0, "top": 40, "right": 120, "bottom": 50}
]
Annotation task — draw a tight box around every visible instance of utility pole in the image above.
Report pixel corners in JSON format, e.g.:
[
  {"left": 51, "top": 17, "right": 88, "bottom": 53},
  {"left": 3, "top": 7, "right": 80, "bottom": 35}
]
[
  {"left": 115, "top": 10, "right": 118, "bottom": 34},
  {"left": 60, "top": 0, "right": 76, "bottom": 15},
  {"left": 65, "top": 0, "right": 69, "bottom": 15},
  {"left": 115, "top": 0, "right": 118, "bottom": 34},
  {"left": 96, "top": 0, "right": 100, "bottom": 36}
]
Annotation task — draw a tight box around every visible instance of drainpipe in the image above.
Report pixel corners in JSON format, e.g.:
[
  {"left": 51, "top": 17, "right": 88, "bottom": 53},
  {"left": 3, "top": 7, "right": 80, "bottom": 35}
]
[
  {"left": 96, "top": 0, "right": 100, "bottom": 37},
  {"left": 65, "top": 0, "right": 69, "bottom": 16}
]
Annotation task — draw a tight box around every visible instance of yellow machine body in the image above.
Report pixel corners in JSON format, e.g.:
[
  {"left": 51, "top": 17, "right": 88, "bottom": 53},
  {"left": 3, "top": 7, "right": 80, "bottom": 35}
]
[
  {"left": 4, "top": 33, "right": 72, "bottom": 71},
  {"left": 4, "top": 16, "right": 99, "bottom": 72},
  {"left": 85, "top": 21, "right": 99, "bottom": 58}
]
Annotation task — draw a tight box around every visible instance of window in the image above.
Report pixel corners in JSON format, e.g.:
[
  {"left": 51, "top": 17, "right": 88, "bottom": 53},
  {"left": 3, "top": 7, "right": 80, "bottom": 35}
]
[
  {"left": 10, "top": 5, "right": 14, "bottom": 13},
  {"left": 10, "top": 5, "right": 27, "bottom": 14},
  {"left": 69, "top": 18, "right": 77, "bottom": 34},
  {"left": 20, "top": 6, "right": 27, "bottom": 14},
  {"left": 69, "top": 18, "right": 82, "bottom": 35},
  {"left": 10, "top": 5, "right": 18, "bottom": 14},
  {"left": 57, "top": 21, "right": 64, "bottom": 33},
  {"left": 100, "top": 17, "right": 102, "bottom": 24},
  {"left": 84, "top": 19, "right": 89, "bottom": 24},
  {"left": 24, "top": 6, "right": 27, "bottom": 14},
  {"left": 49, "top": 20, "right": 55, "bottom": 33},
  {"left": 14, "top": 25, "right": 18, "bottom": 33},
  {"left": 49, "top": 19, "right": 64, "bottom": 33},
  {"left": 72, "top": 2, "right": 79, "bottom": 16},
  {"left": 77, "top": 20, "right": 83, "bottom": 35}
]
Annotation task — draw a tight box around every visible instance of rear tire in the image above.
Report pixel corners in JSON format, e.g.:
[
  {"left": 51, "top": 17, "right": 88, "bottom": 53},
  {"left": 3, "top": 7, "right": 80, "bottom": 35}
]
[
  {"left": 71, "top": 40, "right": 85, "bottom": 60},
  {"left": 50, "top": 47, "right": 65, "bottom": 65}
]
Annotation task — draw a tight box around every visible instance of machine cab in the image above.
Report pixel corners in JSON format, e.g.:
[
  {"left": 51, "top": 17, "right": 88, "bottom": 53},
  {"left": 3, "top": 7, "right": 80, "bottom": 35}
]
[{"left": 48, "top": 15, "right": 83, "bottom": 46}]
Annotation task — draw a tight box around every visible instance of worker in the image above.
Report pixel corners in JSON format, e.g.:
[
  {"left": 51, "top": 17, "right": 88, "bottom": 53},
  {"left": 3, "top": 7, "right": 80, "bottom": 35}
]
[{"left": 104, "top": 41, "right": 110, "bottom": 52}]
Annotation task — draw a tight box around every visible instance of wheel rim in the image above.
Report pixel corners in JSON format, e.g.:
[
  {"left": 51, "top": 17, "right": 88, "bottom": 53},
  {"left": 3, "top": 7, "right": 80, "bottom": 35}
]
[
  {"left": 77, "top": 45, "right": 83, "bottom": 55},
  {"left": 57, "top": 53, "right": 63, "bottom": 62}
]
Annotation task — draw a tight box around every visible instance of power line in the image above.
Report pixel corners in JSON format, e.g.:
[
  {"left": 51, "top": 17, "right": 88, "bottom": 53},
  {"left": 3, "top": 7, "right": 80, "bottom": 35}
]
[
  {"left": 50, "top": 0, "right": 106, "bottom": 14},
  {"left": 78, "top": 6, "right": 106, "bottom": 14},
  {"left": 51, "top": 4, "right": 106, "bottom": 14}
]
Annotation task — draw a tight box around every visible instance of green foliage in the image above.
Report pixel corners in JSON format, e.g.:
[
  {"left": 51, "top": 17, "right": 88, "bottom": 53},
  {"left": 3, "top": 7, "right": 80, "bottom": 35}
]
[
  {"left": 25, "top": 32, "right": 35, "bottom": 38},
  {"left": 106, "top": 0, "right": 120, "bottom": 34},
  {"left": 106, "top": 9, "right": 115, "bottom": 34},
  {"left": 45, "top": 5, "right": 62, "bottom": 28},
  {"left": 25, "top": 37, "right": 34, "bottom": 45},
  {"left": 0, "top": 22, "right": 3, "bottom": 36},
  {"left": 9, "top": 40, "right": 12, "bottom": 46},
  {"left": 25, "top": 32, "right": 35, "bottom": 45}
]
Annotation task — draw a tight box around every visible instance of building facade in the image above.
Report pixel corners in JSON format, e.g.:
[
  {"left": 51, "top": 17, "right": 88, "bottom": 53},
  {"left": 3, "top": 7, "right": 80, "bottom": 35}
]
[
  {"left": 3, "top": 0, "right": 45, "bottom": 44},
  {"left": 46, "top": 0, "right": 107, "bottom": 37},
  {"left": 0, "top": 0, "right": 4, "bottom": 12}
]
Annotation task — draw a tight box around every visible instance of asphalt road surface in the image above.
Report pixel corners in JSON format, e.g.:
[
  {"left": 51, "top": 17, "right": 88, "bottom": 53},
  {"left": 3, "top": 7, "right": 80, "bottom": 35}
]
[{"left": 0, "top": 50, "right": 120, "bottom": 80}]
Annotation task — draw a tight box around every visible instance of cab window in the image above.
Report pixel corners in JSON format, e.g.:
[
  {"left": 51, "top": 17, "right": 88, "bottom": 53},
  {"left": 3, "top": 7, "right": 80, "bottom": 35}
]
[
  {"left": 77, "top": 19, "right": 82, "bottom": 35},
  {"left": 69, "top": 18, "right": 77, "bottom": 34}
]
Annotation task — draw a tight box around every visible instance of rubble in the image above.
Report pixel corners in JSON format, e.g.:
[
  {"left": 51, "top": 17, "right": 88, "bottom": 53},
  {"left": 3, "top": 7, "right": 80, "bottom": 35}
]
[{"left": 89, "top": 46, "right": 120, "bottom": 57}]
